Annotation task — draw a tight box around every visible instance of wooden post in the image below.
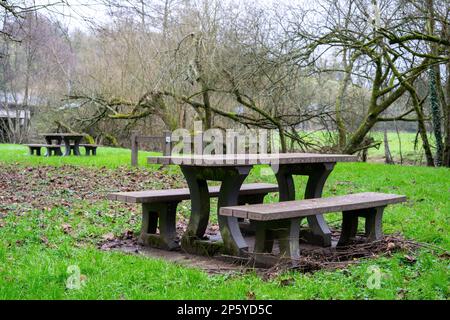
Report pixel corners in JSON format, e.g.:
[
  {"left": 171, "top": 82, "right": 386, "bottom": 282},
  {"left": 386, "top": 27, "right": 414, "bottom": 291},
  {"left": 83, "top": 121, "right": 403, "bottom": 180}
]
[
  {"left": 163, "top": 130, "right": 171, "bottom": 156},
  {"left": 384, "top": 128, "right": 394, "bottom": 164},
  {"left": 131, "top": 131, "right": 139, "bottom": 167}
]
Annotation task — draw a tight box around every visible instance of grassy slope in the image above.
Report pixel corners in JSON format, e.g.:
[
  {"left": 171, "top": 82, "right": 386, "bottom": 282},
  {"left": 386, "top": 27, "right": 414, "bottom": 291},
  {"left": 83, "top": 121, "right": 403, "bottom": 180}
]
[
  {"left": 0, "top": 143, "right": 158, "bottom": 168},
  {"left": 0, "top": 144, "right": 448, "bottom": 299},
  {"left": 288, "top": 131, "right": 431, "bottom": 164},
  {"left": 366, "top": 131, "right": 432, "bottom": 163}
]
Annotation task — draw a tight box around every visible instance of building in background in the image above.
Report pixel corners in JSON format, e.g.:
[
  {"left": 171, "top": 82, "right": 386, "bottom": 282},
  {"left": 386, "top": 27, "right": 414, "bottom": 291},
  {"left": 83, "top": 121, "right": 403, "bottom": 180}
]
[{"left": 0, "top": 102, "right": 32, "bottom": 143}]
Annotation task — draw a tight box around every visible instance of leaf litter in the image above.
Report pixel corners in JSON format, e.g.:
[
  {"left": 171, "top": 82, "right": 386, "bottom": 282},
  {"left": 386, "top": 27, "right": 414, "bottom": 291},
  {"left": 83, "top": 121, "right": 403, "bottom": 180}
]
[{"left": 1, "top": 164, "right": 447, "bottom": 276}]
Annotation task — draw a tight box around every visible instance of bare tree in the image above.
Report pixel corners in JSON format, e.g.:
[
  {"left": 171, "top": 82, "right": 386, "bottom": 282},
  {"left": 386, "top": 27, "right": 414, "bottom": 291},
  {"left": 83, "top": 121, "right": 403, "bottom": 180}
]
[{"left": 281, "top": 0, "right": 447, "bottom": 162}]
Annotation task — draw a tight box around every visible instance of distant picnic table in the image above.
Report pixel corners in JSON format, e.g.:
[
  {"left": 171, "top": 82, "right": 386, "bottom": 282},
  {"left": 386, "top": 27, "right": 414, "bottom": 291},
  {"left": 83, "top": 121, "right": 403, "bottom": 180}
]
[
  {"left": 43, "top": 133, "right": 85, "bottom": 156},
  {"left": 147, "top": 153, "right": 358, "bottom": 255},
  {"left": 25, "top": 133, "right": 98, "bottom": 157}
]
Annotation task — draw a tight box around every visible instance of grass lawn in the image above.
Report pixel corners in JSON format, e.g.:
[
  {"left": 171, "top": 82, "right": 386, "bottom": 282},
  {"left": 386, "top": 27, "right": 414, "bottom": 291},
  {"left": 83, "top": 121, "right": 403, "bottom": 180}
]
[
  {"left": 0, "top": 143, "right": 158, "bottom": 168},
  {"left": 366, "top": 131, "right": 433, "bottom": 164},
  {"left": 0, "top": 144, "right": 448, "bottom": 299},
  {"left": 297, "top": 131, "right": 432, "bottom": 164}
]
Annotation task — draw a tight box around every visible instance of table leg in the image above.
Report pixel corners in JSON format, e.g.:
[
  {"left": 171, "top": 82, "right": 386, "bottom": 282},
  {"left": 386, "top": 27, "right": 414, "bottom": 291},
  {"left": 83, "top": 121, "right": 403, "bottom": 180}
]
[
  {"left": 180, "top": 166, "right": 212, "bottom": 248},
  {"left": 217, "top": 167, "right": 251, "bottom": 255},
  {"left": 275, "top": 163, "right": 335, "bottom": 247},
  {"left": 275, "top": 166, "right": 296, "bottom": 202},
  {"left": 73, "top": 139, "right": 81, "bottom": 156},
  {"left": 44, "top": 137, "right": 51, "bottom": 156},
  {"left": 140, "top": 202, "right": 180, "bottom": 250},
  {"left": 303, "top": 163, "right": 334, "bottom": 246},
  {"left": 180, "top": 166, "right": 251, "bottom": 256},
  {"left": 63, "top": 138, "right": 71, "bottom": 156}
]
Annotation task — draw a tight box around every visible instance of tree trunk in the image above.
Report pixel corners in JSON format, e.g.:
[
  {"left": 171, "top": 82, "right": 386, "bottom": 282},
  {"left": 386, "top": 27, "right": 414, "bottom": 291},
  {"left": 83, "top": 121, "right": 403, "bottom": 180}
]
[
  {"left": 428, "top": 67, "right": 443, "bottom": 165},
  {"left": 194, "top": 34, "right": 212, "bottom": 130},
  {"left": 443, "top": 24, "right": 450, "bottom": 167},
  {"left": 162, "top": 0, "right": 170, "bottom": 39},
  {"left": 202, "top": 90, "right": 212, "bottom": 130},
  {"left": 395, "top": 120, "right": 403, "bottom": 165},
  {"left": 278, "top": 125, "right": 287, "bottom": 153},
  {"left": 335, "top": 49, "right": 353, "bottom": 150},
  {"left": 426, "top": 0, "right": 443, "bottom": 166},
  {"left": 343, "top": 112, "right": 378, "bottom": 154},
  {"left": 443, "top": 59, "right": 450, "bottom": 167},
  {"left": 411, "top": 92, "right": 434, "bottom": 166},
  {"left": 140, "top": 0, "right": 146, "bottom": 31},
  {"left": 384, "top": 128, "right": 394, "bottom": 164}
]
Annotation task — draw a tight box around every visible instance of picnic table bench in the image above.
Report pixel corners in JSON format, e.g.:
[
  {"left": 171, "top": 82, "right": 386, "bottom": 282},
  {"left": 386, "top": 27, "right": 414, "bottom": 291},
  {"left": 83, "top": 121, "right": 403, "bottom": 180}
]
[
  {"left": 80, "top": 144, "right": 98, "bottom": 156},
  {"left": 220, "top": 192, "right": 406, "bottom": 265},
  {"left": 25, "top": 144, "right": 63, "bottom": 156},
  {"left": 65, "top": 143, "right": 99, "bottom": 156},
  {"left": 108, "top": 183, "right": 278, "bottom": 250}
]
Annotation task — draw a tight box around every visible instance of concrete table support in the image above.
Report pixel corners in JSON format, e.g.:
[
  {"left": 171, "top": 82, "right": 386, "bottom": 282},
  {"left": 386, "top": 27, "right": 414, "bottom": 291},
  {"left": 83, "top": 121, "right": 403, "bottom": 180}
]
[
  {"left": 108, "top": 183, "right": 277, "bottom": 252},
  {"left": 220, "top": 192, "right": 406, "bottom": 265},
  {"left": 181, "top": 165, "right": 252, "bottom": 256},
  {"left": 275, "top": 162, "right": 335, "bottom": 247}
]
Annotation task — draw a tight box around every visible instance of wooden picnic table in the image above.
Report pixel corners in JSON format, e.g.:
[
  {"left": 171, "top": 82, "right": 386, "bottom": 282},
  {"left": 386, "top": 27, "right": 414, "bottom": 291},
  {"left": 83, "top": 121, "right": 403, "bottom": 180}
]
[
  {"left": 42, "top": 133, "right": 85, "bottom": 156},
  {"left": 148, "top": 153, "right": 358, "bottom": 256}
]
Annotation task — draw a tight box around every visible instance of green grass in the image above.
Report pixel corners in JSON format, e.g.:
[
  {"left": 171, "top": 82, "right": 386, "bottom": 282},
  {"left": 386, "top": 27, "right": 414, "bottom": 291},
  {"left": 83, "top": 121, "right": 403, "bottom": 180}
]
[
  {"left": 366, "top": 131, "right": 433, "bottom": 164},
  {"left": 0, "top": 143, "right": 159, "bottom": 168},
  {"left": 0, "top": 143, "right": 449, "bottom": 300},
  {"left": 280, "top": 131, "right": 432, "bottom": 164}
]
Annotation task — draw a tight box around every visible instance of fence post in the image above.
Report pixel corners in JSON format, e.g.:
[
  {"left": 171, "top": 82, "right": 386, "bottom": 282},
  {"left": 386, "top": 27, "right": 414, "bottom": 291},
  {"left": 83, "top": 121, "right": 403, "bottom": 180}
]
[
  {"left": 163, "top": 130, "right": 172, "bottom": 156},
  {"left": 131, "top": 131, "right": 139, "bottom": 167}
]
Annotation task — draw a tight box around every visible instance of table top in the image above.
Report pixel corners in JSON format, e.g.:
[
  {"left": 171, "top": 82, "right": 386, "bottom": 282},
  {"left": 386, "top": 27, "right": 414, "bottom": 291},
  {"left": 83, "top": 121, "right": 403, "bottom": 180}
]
[
  {"left": 42, "top": 133, "right": 85, "bottom": 137},
  {"left": 147, "top": 153, "right": 358, "bottom": 166}
]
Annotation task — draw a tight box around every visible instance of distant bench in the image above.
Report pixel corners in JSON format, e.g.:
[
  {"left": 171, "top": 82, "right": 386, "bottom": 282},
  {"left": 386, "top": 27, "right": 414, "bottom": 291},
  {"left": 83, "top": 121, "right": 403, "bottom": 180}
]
[
  {"left": 25, "top": 144, "right": 63, "bottom": 156},
  {"left": 108, "top": 183, "right": 279, "bottom": 250},
  {"left": 79, "top": 144, "right": 98, "bottom": 156},
  {"left": 220, "top": 192, "right": 406, "bottom": 266},
  {"left": 25, "top": 143, "right": 98, "bottom": 156}
]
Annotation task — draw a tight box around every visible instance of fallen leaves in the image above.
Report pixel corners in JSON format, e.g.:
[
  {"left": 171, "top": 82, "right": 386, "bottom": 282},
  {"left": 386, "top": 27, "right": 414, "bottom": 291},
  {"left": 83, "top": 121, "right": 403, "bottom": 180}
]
[
  {"left": 279, "top": 277, "right": 295, "bottom": 287},
  {"left": 122, "top": 230, "right": 134, "bottom": 240},
  {"left": 61, "top": 223, "right": 73, "bottom": 234},
  {"left": 0, "top": 164, "right": 185, "bottom": 214},
  {"left": 102, "top": 232, "right": 115, "bottom": 241},
  {"left": 99, "top": 230, "right": 138, "bottom": 251},
  {"left": 387, "top": 242, "right": 396, "bottom": 251},
  {"left": 402, "top": 255, "right": 417, "bottom": 264},
  {"left": 258, "top": 234, "right": 427, "bottom": 276},
  {"left": 80, "top": 274, "right": 88, "bottom": 283},
  {"left": 246, "top": 291, "right": 256, "bottom": 300},
  {"left": 438, "top": 252, "right": 450, "bottom": 260}
]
